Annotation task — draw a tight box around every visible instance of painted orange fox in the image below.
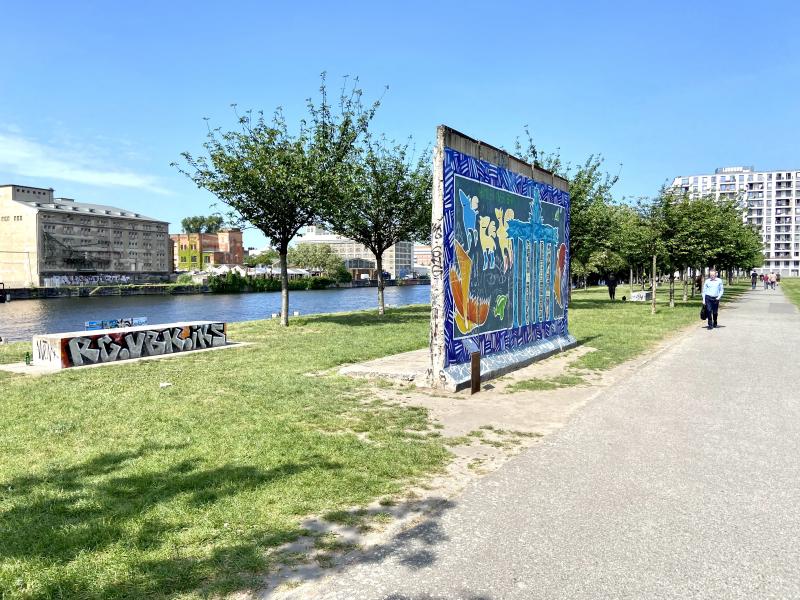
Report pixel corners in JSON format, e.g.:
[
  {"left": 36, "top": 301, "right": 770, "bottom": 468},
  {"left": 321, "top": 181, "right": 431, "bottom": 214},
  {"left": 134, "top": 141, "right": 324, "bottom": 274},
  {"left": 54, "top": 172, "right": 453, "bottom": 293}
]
[{"left": 450, "top": 241, "right": 490, "bottom": 334}]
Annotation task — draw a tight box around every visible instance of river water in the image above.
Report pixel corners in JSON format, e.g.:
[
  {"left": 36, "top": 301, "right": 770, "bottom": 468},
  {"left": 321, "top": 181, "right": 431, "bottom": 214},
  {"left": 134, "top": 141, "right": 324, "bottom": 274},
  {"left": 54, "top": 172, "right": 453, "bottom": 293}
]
[{"left": 0, "top": 285, "right": 431, "bottom": 342}]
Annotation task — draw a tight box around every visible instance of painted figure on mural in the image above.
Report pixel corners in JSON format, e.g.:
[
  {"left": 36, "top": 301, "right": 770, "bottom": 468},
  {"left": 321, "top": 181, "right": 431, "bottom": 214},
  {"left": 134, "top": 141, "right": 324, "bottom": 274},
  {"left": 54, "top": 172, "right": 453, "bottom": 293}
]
[
  {"left": 458, "top": 190, "right": 479, "bottom": 250},
  {"left": 479, "top": 215, "right": 497, "bottom": 270},
  {"left": 495, "top": 207, "right": 515, "bottom": 273}
]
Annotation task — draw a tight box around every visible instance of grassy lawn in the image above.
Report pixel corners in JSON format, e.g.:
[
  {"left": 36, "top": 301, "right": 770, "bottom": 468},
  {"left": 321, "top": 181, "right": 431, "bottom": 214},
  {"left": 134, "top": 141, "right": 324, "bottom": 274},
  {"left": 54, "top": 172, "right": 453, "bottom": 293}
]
[
  {"left": 779, "top": 277, "right": 800, "bottom": 308},
  {"left": 0, "top": 285, "right": 749, "bottom": 598},
  {"left": 0, "top": 307, "right": 447, "bottom": 599},
  {"left": 566, "top": 282, "right": 748, "bottom": 371}
]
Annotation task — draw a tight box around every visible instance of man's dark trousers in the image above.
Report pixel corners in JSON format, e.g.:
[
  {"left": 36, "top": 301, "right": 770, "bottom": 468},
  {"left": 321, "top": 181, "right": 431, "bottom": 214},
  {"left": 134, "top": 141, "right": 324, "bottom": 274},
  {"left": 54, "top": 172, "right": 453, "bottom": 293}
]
[{"left": 705, "top": 295, "right": 719, "bottom": 327}]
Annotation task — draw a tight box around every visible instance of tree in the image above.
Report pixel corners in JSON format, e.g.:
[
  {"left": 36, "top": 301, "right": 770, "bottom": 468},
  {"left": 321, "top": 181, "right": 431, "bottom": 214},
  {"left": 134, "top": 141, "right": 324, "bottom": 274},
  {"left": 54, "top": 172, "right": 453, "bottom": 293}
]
[
  {"left": 174, "top": 74, "right": 379, "bottom": 325},
  {"left": 288, "top": 243, "right": 349, "bottom": 281},
  {"left": 610, "top": 202, "right": 656, "bottom": 298},
  {"left": 323, "top": 137, "right": 431, "bottom": 314},
  {"left": 181, "top": 215, "right": 224, "bottom": 233},
  {"left": 243, "top": 248, "right": 279, "bottom": 267},
  {"left": 515, "top": 127, "right": 620, "bottom": 290}
]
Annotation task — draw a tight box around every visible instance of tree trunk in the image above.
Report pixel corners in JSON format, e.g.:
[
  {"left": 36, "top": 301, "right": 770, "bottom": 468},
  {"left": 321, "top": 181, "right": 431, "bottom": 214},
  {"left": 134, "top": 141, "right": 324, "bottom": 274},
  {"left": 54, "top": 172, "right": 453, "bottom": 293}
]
[
  {"left": 651, "top": 254, "right": 657, "bottom": 315},
  {"left": 682, "top": 267, "right": 688, "bottom": 302},
  {"left": 669, "top": 273, "right": 675, "bottom": 308},
  {"left": 698, "top": 268, "right": 704, "bottom": 301},
  {"left": 629, "top": 266, "right": 634, "bottom": 299},
  {"left": 375, "top": 251, "right": 385, "bottom": 316},
  {"left": 279, "top": 250, "right": 290, "bottom": 326}
]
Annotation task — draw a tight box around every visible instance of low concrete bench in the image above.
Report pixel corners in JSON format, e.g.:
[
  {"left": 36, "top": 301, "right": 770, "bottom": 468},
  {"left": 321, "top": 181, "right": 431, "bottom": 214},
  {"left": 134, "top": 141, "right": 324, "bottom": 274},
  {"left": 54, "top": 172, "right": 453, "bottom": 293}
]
[
  {"left": 32, "top": 321, "right": 227, "bottom": 369},
  {"left": 629, "top": 290, "right": 653, "bottom": 302}
]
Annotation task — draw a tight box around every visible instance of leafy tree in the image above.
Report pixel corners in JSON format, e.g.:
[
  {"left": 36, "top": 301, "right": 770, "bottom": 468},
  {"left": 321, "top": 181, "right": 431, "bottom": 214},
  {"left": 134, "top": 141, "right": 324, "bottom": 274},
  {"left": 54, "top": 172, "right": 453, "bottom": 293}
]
[
  {"left": 323, "top": 137, "right": 431, "bottom": 314},
  {"left": 181, "top": 215, "right": 225, "bottom": 233},
  {"left": 288, "top": 243, "right": 350, "bottom": 282},
  {"left": 174, "top": 74, "right": 379, "bottom": 325},
  {"left": 243, "top": 248, "right": 279, "bottom": 267},
  {"left": 515, "top": 127, "right": 620, "bottom": 290},
  {"left": 610, "top": 202, "right": 656, "bottom": 297}
]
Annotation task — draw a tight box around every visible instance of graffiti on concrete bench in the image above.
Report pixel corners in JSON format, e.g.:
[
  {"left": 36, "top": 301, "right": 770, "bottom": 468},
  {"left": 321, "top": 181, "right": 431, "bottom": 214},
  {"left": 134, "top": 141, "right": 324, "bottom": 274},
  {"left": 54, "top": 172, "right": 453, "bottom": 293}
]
[{"left": 32, "top": 321, "right": 227, "bottom": 369}]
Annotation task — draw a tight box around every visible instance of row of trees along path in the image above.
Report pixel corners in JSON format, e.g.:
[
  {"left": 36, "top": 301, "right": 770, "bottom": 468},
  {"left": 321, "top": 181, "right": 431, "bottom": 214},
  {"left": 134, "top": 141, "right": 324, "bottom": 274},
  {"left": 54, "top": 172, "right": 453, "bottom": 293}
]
[
  {"left": 515, "top": 128, "right": 763, "bottom": 311},
  {"left": 174, "top": 75, "right": 431, "bottom": 325},
  {"left": 175, "top": 79, "right": 763, "bottom": 325}
]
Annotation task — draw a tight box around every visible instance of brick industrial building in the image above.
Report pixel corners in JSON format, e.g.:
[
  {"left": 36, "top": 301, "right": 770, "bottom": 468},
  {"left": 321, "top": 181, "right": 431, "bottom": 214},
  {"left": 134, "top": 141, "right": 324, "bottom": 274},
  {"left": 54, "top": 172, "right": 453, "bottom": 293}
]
[{"left": 170, "top": 230, "right": 244, "bottom": 271}]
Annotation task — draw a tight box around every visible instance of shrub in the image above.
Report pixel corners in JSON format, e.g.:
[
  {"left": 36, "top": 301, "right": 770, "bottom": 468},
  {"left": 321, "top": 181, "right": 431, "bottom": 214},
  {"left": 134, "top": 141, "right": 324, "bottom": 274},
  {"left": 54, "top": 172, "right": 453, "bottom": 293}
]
[{"left": 208, "top": 273, "right": 337, "bottom": 293}]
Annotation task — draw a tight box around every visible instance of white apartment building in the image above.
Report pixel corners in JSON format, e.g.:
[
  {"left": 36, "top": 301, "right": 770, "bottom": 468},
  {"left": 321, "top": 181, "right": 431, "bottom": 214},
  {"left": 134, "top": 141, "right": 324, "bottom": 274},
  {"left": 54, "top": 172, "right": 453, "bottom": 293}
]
[
  {"left": 671, "top": 166, "right": 800, "bottom": 276},
  {"left": 298, "top": 225, "right": 414, "bottom": 279}
]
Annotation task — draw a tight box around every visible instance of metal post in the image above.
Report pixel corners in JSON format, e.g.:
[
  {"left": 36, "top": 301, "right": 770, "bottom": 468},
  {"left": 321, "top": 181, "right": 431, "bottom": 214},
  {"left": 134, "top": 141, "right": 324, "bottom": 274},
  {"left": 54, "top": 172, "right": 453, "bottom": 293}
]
[{"left": 470, "top": 352, "right": 481, "bottom": 394}]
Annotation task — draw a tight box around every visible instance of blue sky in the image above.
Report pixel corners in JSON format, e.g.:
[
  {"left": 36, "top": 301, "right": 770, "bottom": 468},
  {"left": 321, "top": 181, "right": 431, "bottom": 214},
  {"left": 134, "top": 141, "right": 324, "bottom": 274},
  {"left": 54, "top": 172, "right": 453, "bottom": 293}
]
[{"left": 2, "top": 0, "right": 799, "bottom": 248}]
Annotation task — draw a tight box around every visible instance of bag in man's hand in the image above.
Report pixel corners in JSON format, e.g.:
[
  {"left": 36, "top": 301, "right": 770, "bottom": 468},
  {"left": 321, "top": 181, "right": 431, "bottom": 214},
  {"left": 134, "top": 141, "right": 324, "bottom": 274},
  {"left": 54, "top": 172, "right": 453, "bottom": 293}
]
[{"left": 700, "top": 304, "right": 708, "bottom": 320}]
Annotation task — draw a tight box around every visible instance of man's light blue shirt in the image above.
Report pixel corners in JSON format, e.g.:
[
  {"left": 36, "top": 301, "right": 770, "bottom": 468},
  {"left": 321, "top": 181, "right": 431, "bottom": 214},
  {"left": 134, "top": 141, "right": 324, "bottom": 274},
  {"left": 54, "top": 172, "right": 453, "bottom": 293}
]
[{"left": 703, "top": 277, "right": 724, "bottom": 301}]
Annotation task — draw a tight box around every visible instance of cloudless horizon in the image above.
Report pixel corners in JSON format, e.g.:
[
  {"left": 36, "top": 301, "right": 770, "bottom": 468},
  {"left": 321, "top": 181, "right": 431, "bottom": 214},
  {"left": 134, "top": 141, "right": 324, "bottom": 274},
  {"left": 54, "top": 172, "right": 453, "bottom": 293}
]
[{"left": 2, "top": 0, "right": 799, "bottom": 248}]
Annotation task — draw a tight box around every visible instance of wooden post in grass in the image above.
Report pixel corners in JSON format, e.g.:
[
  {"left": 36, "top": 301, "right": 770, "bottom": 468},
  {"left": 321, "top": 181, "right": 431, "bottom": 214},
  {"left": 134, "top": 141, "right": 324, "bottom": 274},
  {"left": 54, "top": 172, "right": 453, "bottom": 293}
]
[
  {"left": 470, "top": 352, "right": 481, "bottom": 394},
  {"left": 651, "top": 254, "right": 657, "bottom": 315}
]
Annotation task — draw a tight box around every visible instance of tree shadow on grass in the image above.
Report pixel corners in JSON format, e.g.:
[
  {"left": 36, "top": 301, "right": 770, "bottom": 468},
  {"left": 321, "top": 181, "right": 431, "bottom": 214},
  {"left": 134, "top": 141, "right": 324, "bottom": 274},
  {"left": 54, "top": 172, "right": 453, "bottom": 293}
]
[
  {"left": 301, "top": 305, "right": 430, "bottom": 328},
  {"left": 0, "top": 445, "right": 343, "bottom": 598}
]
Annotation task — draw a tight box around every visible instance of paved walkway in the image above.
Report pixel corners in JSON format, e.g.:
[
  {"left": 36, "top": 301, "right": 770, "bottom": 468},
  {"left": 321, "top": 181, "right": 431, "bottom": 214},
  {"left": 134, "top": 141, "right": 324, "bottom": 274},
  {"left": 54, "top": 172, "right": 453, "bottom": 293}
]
[{"left": 284, "top": 288, "right": 800, "bottom": 600}]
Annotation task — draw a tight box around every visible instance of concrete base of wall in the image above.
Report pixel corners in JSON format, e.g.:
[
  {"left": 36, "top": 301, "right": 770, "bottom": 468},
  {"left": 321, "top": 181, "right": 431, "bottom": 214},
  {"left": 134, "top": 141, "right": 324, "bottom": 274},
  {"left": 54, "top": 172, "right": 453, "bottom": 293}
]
[
  {"left": 339, "top": 334, "right": 579, "bottom": 393},
  {"left": 440, "top": 334, "right": 579, "bottom": 392}
]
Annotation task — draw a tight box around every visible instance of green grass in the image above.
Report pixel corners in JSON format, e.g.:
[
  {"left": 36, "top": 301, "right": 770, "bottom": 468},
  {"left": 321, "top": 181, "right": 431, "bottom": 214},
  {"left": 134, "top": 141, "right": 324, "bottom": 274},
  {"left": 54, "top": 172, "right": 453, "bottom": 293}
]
[
  {"left": 0, "top": 286, "right": 750, "bottom": 598},
  {"left": 0, "top": 306, "right": 448, "bottom": 599},
  {"left": 567, "top": 282, "right": 748, "bottom": 370},
  {"left": 507, "top": 373, "right": 585, "bottom": 393},
  {"left": 779, "top": 278, "right": 800, "bottom": 308}
]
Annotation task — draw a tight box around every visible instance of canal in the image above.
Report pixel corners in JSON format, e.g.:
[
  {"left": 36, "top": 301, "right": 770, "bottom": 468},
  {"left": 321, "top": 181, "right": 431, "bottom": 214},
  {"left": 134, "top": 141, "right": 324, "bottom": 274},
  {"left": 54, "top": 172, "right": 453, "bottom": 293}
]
[{"left": 0, "top": 285, "right": 431, "bottom": 341}]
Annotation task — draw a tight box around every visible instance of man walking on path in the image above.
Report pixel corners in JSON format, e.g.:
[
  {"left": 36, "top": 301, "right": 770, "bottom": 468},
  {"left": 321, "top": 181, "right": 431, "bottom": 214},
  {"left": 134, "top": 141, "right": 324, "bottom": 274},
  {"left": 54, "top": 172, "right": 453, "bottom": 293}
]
[
  {"left": 703, "top": 269, "right": 724, "bottom": 329},
  {"left": 751, "top": 270, "right": 758, "bottom": 290}
]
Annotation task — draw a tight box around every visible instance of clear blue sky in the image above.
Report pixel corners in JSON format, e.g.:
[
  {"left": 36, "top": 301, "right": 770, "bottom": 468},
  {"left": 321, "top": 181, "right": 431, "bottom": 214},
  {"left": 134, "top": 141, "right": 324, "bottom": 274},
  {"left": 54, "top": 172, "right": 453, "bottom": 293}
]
[{"left": 2, "top": 0, "right": 799, "bottom": 248}]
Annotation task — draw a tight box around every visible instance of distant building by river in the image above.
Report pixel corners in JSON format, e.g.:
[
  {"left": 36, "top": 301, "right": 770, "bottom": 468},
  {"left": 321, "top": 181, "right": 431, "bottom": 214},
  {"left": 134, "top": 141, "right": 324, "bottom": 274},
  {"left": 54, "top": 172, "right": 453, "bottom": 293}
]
[
  {"left": 299, "top": 225, "right": 413, "bottom": 279},
  {"left": 170, "top": 230, "right": 244, "bottom": 271},
  {"left": 0, "top": 184, "right": 172, "bottom": 287}
]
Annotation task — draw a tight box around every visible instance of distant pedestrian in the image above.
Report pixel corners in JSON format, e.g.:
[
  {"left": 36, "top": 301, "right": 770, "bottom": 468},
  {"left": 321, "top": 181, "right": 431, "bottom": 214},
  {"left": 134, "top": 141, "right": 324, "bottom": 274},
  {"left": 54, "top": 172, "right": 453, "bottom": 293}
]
[
  {"left": 607, "top": 273, "right": 618, "bottom": 301},
  {"left": 751, "top": 270, "right": 758, "bottom": 290},
  {"left": 702, "top": 269, "right": 724, "bottom": 329},
  {"left": 769, "top": 272, "right": 777, "bottom": 290},
  {"left": 762, "top": 274, "right": 769, "bottom": 290}
]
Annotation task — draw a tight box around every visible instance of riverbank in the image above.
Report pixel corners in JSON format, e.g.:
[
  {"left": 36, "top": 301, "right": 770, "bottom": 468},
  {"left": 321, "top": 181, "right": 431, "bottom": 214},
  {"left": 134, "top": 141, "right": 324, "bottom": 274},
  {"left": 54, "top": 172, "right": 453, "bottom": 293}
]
[{"left": 1, "top": 278, "right": 430, "bottom": 301}]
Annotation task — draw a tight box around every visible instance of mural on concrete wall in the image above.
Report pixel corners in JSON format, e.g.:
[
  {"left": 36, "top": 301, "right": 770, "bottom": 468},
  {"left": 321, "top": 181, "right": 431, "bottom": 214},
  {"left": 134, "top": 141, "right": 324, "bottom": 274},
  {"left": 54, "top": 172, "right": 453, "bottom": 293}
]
[
  {"left": 442, "top": 147, "right": 570, "bottom": 368},
  {"left": 33, "top": 322, "right": 227, "bottom": 368}
]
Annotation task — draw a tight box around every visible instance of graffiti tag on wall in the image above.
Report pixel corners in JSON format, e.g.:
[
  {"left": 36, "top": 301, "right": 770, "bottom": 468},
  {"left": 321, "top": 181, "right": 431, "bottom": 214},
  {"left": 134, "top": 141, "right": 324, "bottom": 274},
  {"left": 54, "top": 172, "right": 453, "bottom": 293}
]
[{"left": 32, "top": 322, "right": 227, "bottom": 368}]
